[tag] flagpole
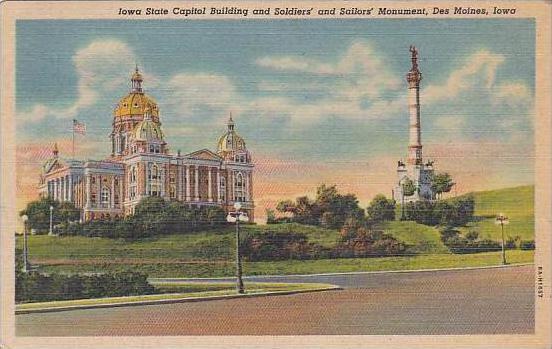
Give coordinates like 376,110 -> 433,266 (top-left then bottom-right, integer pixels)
72,119 -> 75,159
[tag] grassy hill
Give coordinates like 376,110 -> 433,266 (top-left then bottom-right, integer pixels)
459,185 -> 534,241
17,185 -> 534,277
379,221 -> 448,254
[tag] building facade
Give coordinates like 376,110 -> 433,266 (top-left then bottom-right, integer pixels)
393,46 -> 436,203
38,68 -> 255,221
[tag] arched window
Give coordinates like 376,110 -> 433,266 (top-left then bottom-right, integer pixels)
234,172 -> 245,202
220,176 -> 226,202
101,187 -> 110,207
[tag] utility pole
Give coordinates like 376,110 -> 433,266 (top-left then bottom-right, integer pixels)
495,213 -> 509,265
227,202 -> 249,294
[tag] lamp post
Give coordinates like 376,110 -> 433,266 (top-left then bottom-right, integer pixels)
227,202 -> 249,294
495,213 -> 509,265
21,215 -> 30,273
49,205 -> 54,236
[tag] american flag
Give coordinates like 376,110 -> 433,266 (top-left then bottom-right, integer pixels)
73,119 -> 86,135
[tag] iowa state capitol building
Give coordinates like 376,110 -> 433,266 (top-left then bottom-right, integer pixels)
38,68 -> 255,221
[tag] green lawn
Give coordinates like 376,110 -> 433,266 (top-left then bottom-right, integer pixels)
37,250 -> 534,278
17,223 -> 341,262
459,185 -> 534,241
16,282 -> 336,310
17,186 -> 534,278
379,221 -> 448,254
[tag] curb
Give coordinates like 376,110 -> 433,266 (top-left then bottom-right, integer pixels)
15,285 -> 341,315
150,262 -> 534,283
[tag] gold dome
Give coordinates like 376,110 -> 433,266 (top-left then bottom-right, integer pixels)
217,116 -> 247,153
114,67 -> 159,120
114,93 -> 159,119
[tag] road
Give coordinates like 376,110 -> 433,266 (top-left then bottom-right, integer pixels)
16,265 -> 534,336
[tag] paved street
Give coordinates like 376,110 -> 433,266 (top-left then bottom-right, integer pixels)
16,265 -> 534,336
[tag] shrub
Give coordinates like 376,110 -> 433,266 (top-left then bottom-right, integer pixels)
404,196 -> 475,227
439,227 -> 501,254
16,270 -> 155,303
505,236 -> 517,249
520,240 -> 535,250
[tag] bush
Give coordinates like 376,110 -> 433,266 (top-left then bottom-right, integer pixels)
57,198 -> 228,239
404,196 -> 475,227
439,227 -> 501,254
520,240 -> 535,250
16,270 -> 155,303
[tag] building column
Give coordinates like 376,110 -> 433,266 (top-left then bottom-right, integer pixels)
98,175 -> 102,207
185,165 -> 190,201
85,174 -> 91,208
68,175 -> 73,202
216,170 -> 221,203
249,172 -> 253,203
119,176 -> 124,209
208,167 -> 213,202
229,171 -> 234,202
53,178 -> 58,201
178,165 -> 183,201
194,166 -> 199,201
244,172 -> 249,201
111,176 -> 115,208
64,175 -> 68,201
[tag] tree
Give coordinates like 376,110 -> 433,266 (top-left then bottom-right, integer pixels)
19,197 -> 79,234
366,194 -> 396,223
402,178 -> 416,197
276,200 -> 296,214
431,172 -> 455,199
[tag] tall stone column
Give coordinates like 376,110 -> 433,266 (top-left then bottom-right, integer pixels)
68,175 -> 73,202
406,45 -> 423,166
216,170 -> 221,203
185,165 -> 190,201
85,174 -> 91,208
194,166 -> 199,201
207,167 -> 213,202
178,165 -> 183,201
111,176 -> 115,208
119,176 -> 124,209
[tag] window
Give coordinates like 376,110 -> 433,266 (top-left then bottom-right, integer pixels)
101,187 -> 110,207
129,166 -> 137,183
170,185 -> 176,199
234,172 -> 245,202
149,145 -> 154,153
220,177 -> 226,201
147,163 -> 162,197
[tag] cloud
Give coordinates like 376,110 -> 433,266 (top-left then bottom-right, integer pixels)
18,39 -> 145,122
423,50 -> 505,104
252,41 -> 403,124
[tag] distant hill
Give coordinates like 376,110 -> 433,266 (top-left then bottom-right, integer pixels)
459,185 -> 534,241
381,185 -> 534,253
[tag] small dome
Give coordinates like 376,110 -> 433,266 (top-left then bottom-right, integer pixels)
132,117 -> 164,142
217,116 -> 246,154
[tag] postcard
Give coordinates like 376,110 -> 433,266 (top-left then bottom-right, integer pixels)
1,1 -> 551,348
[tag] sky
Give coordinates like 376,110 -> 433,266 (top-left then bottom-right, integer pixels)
15,19 -> 535,220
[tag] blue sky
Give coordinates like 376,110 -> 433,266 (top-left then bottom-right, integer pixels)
16,19 -> 535,208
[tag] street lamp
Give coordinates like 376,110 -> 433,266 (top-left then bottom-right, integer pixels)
21,215 -> 30,273
495,213 -> 509,265
227,202 -> 249,294
49,205 -> 54,236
